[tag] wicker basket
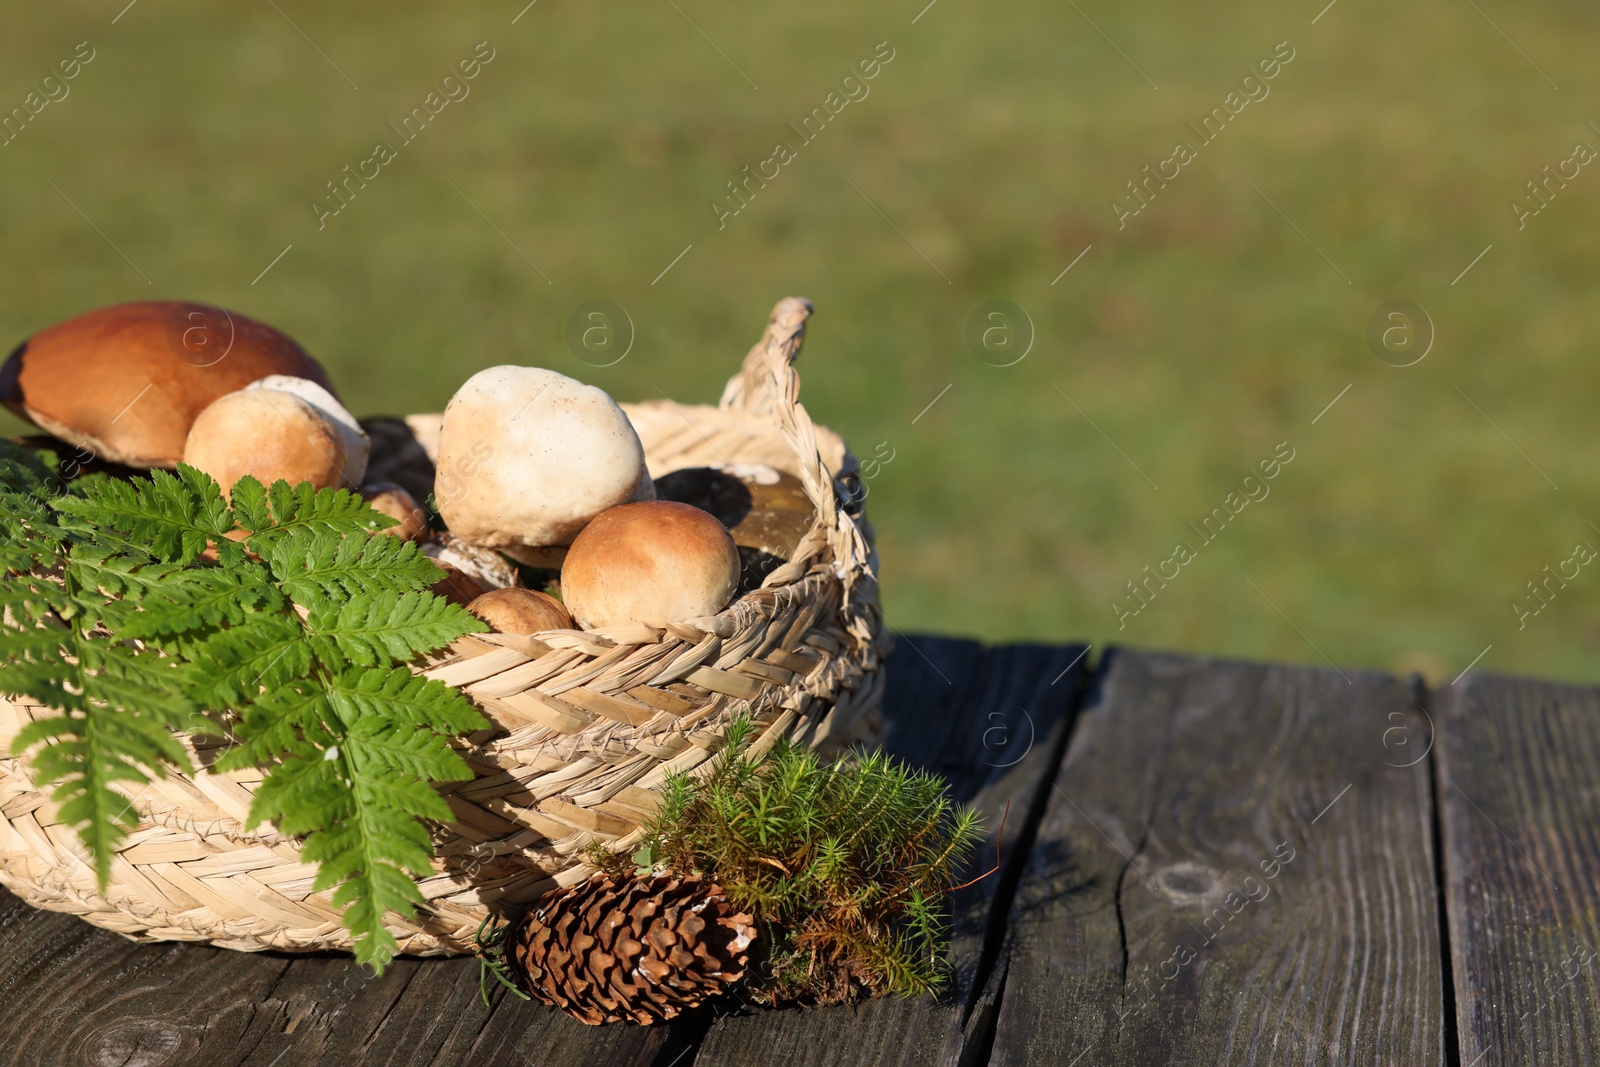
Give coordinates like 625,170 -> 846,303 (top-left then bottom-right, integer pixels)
0,297 -> 888,956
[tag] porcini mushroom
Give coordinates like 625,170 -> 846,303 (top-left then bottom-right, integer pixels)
433,366 -> 653,560
249,375 -> 369,487
0,301 -> 338,468
466,588 -> 572,634
560,501 -> 740,629
361,482 -> 430,541
182,387 -> 350,498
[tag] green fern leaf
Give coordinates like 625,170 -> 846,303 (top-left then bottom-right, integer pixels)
0,447 -> 70,574
2,462 -> 488,969
226,475 -> 272,534
264,528 -> 440,608
248,479 -> 391,548
323,667 -> 487,737
0,575 -> 69,630
7,642 -> 195,887
189,611 -> 315,708
307,591 -> 484,668
213,681 -> 335,772
57,467 -> 239,566
119,566 -> 285,638
241,714 -> 456,969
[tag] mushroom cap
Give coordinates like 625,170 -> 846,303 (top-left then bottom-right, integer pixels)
466,588 -> 573,634
182,388 -> 349,498
654,464 -> 815,559
429,562 -> 489,607
434,366 -> 652,551
361,482 -> 430,541
561,501 -> 740,629
0,301 -> 337,468
249,375 -> 368,487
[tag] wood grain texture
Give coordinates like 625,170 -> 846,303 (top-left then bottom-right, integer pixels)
1438,673 -> 1600,1065
0,635 -> 1077,1067
0,888 -> 673,1067
691,638 -> 1091,1067
990,650 -> 1445,1067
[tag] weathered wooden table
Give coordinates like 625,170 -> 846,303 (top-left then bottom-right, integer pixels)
2,639 -> 1595,1066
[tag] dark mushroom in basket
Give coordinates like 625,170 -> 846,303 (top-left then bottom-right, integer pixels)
653,464 -> 816,591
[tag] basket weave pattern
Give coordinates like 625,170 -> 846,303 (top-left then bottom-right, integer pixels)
0,298 -> 887,956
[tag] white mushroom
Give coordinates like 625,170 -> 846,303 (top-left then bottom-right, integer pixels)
434,366 -> 653,558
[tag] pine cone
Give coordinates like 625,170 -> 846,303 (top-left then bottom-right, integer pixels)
510,874 -> 757,1025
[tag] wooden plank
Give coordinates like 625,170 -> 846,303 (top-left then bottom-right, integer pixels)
692,638 -> 1091,1067
1438,673 -> 1600,1065
0,888 -> 673,1067
990,650 -> 1445,1066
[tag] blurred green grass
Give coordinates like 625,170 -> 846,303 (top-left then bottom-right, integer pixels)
3,0 -> 1598,683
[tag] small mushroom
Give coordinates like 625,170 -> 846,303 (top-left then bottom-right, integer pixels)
429,562 -> 488,607
561,501 -> 740,629
0,301 -> 338,468
466,588 -> 573,634
182,387 -> 350,498
433,366 -> 653,559
361,482 -> 430,541
250,375 -> 369,487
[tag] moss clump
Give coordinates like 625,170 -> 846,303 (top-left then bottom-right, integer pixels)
591,714 -> 983,1005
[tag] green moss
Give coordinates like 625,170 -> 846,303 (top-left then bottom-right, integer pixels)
591,713 -> 982,1004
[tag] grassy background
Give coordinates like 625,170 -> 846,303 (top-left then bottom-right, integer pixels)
2,0 -> 1597,683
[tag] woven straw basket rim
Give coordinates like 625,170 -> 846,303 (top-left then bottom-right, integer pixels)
0,297 -> 888,957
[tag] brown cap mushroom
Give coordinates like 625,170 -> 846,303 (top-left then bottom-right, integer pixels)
429,562 -> 488,607
434,366 -> 653,557
560,501 -> 740,629
0,302 -> 338,468
361,482 -> 430,541
466,588 -> 573,634
249,375 -> 368,485
183,386 -> 349,498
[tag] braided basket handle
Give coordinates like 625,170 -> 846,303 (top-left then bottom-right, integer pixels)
718,298 -> 873,595
718,296 -> 813,416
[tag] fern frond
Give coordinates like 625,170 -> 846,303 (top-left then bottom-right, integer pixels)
118,566 -> 285,638
243,479 -> 391,550
8,641 -> 195,887
265,528 -> 442,607
307,592 -> 485,668
0,575 -> 69,631
322,667 -> 487,736
246,723 -> 452,969
1,461 -> 495,970
56,467 -> 239,566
